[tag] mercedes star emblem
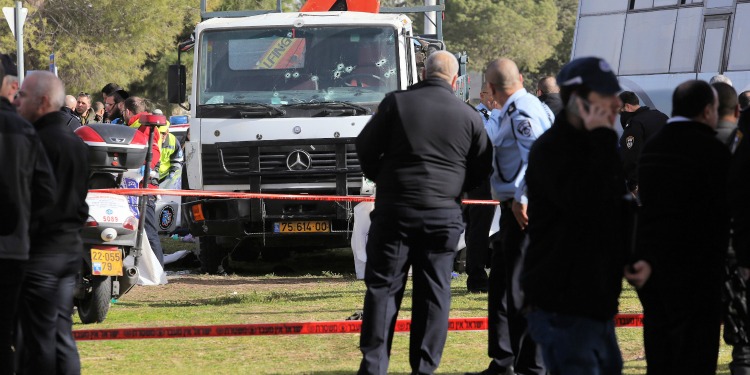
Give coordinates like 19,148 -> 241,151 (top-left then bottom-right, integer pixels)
286,150 -> 312,171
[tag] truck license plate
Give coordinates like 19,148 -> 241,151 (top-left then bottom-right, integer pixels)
91,247 -> 123,276
274,221 -> 330,233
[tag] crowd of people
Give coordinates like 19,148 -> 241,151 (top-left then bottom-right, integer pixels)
0,52 -> 184,373
356,52 -> 750,375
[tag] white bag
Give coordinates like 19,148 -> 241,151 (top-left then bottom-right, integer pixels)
351,202 -> 374,279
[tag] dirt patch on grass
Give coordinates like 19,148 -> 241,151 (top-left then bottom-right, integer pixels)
124,273 -> 359,302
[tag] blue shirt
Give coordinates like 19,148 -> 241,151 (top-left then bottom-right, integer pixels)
485,88 -> 553,203
475,103 -> 492,126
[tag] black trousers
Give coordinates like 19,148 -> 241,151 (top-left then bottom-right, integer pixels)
358,205 -> 464,375
639,266 -> 722,375
18,252 -> 80,375
0,259 -> 25,375
463,180 -> 494,291
145,195 -> 164,266
486,201 -> 545,375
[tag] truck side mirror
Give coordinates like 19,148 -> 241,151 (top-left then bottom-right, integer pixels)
168,64 -> 186,104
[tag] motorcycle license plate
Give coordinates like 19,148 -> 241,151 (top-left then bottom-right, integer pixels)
91,247 -> 123,276
273,221 -> 330,233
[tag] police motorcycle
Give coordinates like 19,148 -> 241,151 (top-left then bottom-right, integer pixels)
73,116 -> 165,323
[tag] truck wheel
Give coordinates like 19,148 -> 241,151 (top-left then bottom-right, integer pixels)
76,276 -> 112,324
261,249 -> 291,262
199,236 -> 230,274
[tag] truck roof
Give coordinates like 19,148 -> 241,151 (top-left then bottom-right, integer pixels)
196,11 -> 411,32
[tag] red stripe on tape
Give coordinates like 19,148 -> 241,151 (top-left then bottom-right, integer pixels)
73,315 -> 641,341
89,188 -> 501,205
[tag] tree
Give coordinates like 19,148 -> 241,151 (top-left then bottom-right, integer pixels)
443,0 -> 562,74
526,0 -> 579,90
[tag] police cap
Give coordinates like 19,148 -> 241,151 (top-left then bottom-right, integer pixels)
557,57 -> 620,95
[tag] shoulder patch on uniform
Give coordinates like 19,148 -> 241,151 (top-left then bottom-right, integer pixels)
517,119 -> 532,137
508,102 -> 517,114
626,136 -> 635,149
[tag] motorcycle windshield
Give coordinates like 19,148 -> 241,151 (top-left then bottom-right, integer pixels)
197,25 -> 399,110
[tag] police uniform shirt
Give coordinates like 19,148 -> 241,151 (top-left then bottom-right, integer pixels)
476,103 -> 492,126
486,88 -> 553,203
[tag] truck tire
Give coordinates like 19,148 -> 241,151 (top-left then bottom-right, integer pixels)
76,276 -> 112,324
199,236 -> 230,274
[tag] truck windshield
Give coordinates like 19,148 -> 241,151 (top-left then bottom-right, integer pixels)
198,26 -> 398,106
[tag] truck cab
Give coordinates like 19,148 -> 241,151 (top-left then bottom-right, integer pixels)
169,0 -> 465,273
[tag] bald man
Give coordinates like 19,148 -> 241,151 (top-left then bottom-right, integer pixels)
14,71 -> 89,374
356,50 -> 492,374
467,58 -> 552,375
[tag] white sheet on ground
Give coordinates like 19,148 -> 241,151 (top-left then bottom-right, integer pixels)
132,228 -> 167,285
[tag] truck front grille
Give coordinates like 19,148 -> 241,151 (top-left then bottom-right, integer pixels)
201,139 -> 362,192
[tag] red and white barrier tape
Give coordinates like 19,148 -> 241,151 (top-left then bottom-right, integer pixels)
90,188 -> 500,205
73,314 -> 643,341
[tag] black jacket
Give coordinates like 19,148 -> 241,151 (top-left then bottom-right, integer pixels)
522,110 -> 629,321
356,78 -> 492,209
637,120 -> 730,274
60,107 -> 82,131
538,92 -> 562,116
0,96 -> 15,112
619,106 -> 668,191
732,110 -> 750,267
29,111 -> 90,255
0,111 -> 56,260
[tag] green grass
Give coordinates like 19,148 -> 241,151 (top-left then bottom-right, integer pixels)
75,243 -> 733,374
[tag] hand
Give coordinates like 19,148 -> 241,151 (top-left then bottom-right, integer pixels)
578,98 -> 615,131
739,267 -> 750,281
512,200 -> 528,230
624,260 -> 652,289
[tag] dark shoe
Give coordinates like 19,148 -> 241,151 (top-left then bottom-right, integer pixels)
464,366 -> 513,375
467,286 -> 488,294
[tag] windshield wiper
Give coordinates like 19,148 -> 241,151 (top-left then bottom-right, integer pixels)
283,101 -> 371,116
208,102 -> 286,118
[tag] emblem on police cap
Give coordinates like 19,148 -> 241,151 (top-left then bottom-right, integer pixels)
517,120 -> 532,137
599,60 -> 612,72
626,136 -> 635,149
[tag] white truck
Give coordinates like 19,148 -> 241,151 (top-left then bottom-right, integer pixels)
571,0 -> 750,116
168,0 -> 468,273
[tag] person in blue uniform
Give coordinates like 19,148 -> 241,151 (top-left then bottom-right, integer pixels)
355,50 -> 492,375
463,81 -> 497,293
467,58 -> 552,375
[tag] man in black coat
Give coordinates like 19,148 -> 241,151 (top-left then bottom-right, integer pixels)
356,50 -> 492,375
14,71 -> 89,374
0,64 -> 56,375
521,57 -> 650,374
536,76 -> 562,116
636,80 -> 730,374
617,91 -> 668,194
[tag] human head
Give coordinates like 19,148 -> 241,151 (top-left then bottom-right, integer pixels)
618,91 -> 641,113
122,96 -> 146,123
101,82 -> 122,102
75,92 -> 92,115
556,57 -> 622,126
105,89 -> 128,121
709,74 -> 732,86
64,95 -> 77,111
672,80 -> 718,128
94,101 -> 104,113
536,76 -> 559,97
711,81 -> 739,122
423,50 -> 459,89
0,76 -> 18,102
14,71 -> 66,123
485,58 -> 524,106
739,90 -> 750,111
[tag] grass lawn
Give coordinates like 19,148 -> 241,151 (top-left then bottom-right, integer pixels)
73,240 -> 734,374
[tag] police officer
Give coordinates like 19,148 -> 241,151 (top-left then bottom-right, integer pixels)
462,82 -> 497,293
467,58 -> 552,375
617,91 -> 668,194
356,50 -> 492,375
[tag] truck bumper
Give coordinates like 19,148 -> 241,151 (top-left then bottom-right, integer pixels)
182,197 -> 355,248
